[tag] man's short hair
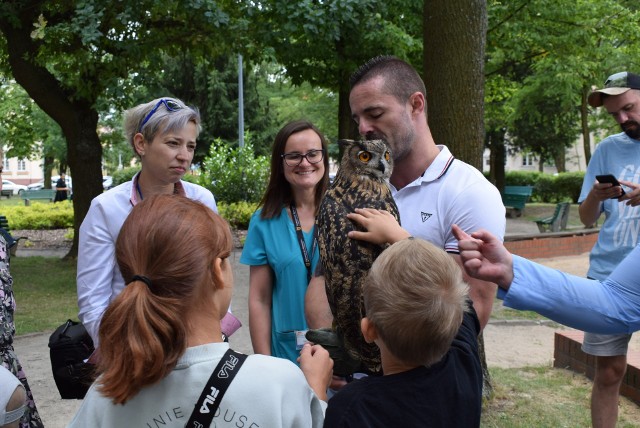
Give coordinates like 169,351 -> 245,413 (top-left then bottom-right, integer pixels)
363,238 -> 469,367
350,55 -> 427,105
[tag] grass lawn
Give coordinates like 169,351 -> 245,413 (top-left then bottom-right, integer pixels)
10,256 -> 78,335
482,366 -> 640,427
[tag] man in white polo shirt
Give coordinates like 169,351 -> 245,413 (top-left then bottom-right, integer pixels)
306,56 -> 504,338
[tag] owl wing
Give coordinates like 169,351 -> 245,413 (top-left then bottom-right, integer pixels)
317,185 -> 398,374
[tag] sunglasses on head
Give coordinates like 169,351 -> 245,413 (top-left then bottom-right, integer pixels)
138,99 -> 183,133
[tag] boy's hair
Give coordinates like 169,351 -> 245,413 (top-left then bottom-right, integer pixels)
349,55 -> 427,107
363,238 -> 469,367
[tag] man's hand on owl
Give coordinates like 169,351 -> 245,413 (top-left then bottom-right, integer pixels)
347,208 -> 410,245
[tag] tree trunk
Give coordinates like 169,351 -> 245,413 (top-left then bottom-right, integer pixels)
44,156 -> 54,189
553,151 -> 566,173
423,0 -> 487,169
0,7 -> 104,258
488,130 -> 506,191
424,0 -> 492,398
338,76 -> 359,140
581,85 -> 592,165
538,153 -> 545,172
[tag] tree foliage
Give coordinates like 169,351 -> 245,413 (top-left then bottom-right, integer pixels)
0,0 -> 244,256
246,0 -> 423,139
510,80 -> 580,172
157,54 -> 275,161
485,0 -> 640,179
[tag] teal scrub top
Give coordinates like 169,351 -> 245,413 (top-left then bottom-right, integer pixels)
240,207 -> 319,363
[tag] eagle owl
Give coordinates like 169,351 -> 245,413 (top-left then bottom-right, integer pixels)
313,139 -> 399,375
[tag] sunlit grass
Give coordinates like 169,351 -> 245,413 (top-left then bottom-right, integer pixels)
10,256 -> 78,335
482,366 -> 640,427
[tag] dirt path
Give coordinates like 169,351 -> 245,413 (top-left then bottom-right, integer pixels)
12,251 -> 640,427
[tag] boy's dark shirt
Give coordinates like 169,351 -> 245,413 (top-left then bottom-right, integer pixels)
323,306 -> 482,428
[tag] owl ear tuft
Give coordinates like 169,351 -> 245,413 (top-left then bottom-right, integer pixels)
337,139 -> 355,149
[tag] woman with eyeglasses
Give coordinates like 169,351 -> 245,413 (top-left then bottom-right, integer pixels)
240,120 -> 330,364
77,97 -> 239,349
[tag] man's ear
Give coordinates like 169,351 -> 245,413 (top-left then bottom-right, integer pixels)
409,92 -> 426,116
361,317 -> 378,344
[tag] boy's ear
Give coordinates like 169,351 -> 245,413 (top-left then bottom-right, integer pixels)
361,317 -> 378,343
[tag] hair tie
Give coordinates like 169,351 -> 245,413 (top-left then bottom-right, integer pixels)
130,275 -> 153,288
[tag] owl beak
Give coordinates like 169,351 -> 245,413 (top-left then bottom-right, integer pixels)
377,162 -> 386,173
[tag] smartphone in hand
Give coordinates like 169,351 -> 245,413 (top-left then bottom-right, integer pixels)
596,174 -> 626,198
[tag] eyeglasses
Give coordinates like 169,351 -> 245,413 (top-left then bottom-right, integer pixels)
138,99 -> 183,132
281,149 -> 325,167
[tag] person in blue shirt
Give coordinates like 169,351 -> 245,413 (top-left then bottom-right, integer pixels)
577,71 -> 640,428
240,120 -> 329,364
453,225 -> 640,335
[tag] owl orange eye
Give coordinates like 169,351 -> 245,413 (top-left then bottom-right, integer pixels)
384,151 -> 390,162
358,151 -> 371,163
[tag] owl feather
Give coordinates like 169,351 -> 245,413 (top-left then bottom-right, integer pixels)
313,139 -> 400,375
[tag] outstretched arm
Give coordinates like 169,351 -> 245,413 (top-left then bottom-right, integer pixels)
452,224 -> 514,290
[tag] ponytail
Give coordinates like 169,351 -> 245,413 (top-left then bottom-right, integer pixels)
96,194 -> 232,404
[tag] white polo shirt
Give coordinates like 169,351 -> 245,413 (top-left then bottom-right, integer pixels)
391,145 -> 506,252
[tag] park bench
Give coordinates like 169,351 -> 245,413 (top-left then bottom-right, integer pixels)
0,215 -> 28,257
534,202 -> 571,233
21,189 -> 56,206
502,185 -> 534,217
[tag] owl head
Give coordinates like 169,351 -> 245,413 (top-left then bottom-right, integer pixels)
335,139 -> 394,183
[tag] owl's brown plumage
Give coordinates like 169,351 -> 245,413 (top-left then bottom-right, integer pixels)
316,139 -> 399,375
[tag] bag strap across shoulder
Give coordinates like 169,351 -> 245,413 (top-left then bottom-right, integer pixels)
185,348 -> 247,428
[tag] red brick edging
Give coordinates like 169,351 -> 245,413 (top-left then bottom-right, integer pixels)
554,331 -> 640,405
504,229 -> 599,259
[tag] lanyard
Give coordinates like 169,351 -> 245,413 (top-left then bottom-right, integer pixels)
290,203 -> 317,283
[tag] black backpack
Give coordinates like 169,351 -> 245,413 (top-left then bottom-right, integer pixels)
48,319 -> 96,399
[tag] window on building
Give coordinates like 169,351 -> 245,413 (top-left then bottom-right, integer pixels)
522,154 -> 534,166
2,158 -> 8,171
17,159 -> 26,171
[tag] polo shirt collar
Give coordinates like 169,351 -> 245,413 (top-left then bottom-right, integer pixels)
393,145 -> 454,191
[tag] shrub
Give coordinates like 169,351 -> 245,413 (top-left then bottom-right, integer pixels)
554,172 -> 585,203
3,201 -> 74,229
218,201 -> 258,229
112,166 -> 140,186
200,136 -> 269,204
505,171 -> 543,187
502,170 -> 584,203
